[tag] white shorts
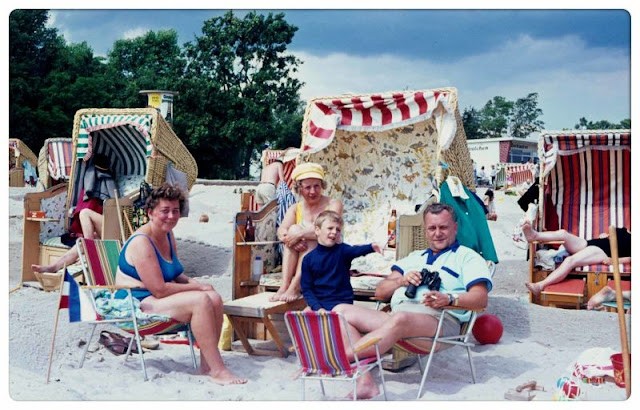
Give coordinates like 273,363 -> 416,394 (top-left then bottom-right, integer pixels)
255,182 -> 276,204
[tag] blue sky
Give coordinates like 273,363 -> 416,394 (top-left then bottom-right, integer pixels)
12,5 -> 637,130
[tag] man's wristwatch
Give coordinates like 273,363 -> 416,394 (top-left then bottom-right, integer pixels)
452,293 -> 460,307
447,293 -> 454,306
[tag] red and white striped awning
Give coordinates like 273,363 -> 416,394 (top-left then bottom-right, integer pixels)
302,89 -> 458,154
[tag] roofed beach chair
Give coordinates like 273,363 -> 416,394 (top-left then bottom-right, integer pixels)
285,310 -> 387,400
37,137 -> 73,190
528,130 -> 631,307
9,138 -> 38,187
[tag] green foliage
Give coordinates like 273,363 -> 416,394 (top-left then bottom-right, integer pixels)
179,11 -> 304,179
510,93 -> 544,138
461,107 -> 483,139
479,96 -> 513,138
574,117 -> 630,130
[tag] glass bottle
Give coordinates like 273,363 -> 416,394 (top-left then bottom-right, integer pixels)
245,216 -> 255,242
387,209 -> 397,248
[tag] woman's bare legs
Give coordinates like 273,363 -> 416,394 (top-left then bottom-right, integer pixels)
79,208 -> 103,239
32,246 -> 79,273
521,221 -> 588,254
32,209 -> 103,274
526,246 -> 608,297
270,224 -> 316,302
142,290 -> 247,385
587,286 -> 631,310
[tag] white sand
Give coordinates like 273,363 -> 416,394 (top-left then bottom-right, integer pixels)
4,183 -> 633,403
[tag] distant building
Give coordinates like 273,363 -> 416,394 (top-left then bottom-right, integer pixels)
467,135 -> 538,170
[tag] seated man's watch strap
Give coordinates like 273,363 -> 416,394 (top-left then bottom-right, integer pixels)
452,293 -> 460,307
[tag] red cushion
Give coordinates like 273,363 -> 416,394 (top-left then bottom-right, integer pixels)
607,280 -> 631,292
542,278 -> 585,295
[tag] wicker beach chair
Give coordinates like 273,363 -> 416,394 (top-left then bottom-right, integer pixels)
37,137 -> 73,190
19,108 -> 198,290
528,130 -> 631,307
9,138 -> 38,187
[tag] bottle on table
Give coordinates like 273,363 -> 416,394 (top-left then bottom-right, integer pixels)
387,209 -> 397,248
245,216 -> 255,242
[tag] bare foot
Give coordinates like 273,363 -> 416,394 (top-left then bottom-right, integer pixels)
269,288 -> 286,302
349,376 -> 380,400
521,221 -> 537,242
525,282 -> 543,298
209,368 -> 248,385
32,264 -> 57,274
587,286 -> 616,310
281,290 -> 303,302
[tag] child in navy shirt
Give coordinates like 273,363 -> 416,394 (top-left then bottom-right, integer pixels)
301,210 -> 383,311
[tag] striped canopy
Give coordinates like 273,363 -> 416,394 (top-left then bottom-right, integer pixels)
46,138 -> 73,180
539,130 -> 631,272
77,114 -> 153,177
302,89 -> 458,154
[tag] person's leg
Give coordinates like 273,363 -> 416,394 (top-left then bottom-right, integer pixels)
270,226 -> 301,301
79,209 -> 103,239
352,311 -> 441,400
280,240 -> 316,302
141,291 -> 247,385
587,286 -> 631,310
526,246 -> 608,297
32,245 -> 79,273
521,221 -> 588,254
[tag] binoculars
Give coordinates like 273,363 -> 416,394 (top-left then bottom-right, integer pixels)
404,268 -> 442,299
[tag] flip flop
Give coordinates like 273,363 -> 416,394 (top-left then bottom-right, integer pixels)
99,331 -> 139,355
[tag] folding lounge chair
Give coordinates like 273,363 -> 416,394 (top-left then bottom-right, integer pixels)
285,310 -> 387,400
74,238 -> 197,381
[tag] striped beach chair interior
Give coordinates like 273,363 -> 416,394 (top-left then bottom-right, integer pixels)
539,130 -> 631,273
285,311 -> 387,400
47,138 -> 73,181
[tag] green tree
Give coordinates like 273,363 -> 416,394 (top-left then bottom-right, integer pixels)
106,30 -> 184,108
479,96 -> 513,138
461,107 -> 483,139
510,93 -> 544,138
574,117 -> 630,130
9,9 -> 66,148
180,11 -> 304,179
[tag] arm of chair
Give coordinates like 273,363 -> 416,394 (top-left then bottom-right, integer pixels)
354,337 -> 382,354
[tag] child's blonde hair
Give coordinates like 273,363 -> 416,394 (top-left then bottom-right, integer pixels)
314,210 -> 343,228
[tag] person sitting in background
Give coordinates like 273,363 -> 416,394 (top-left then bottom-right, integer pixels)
270,162 -> 344,302
32,153 -> 113,274
483,189 -> 497,221
255,153 -> 285,208
300,210 -> 383,312
115,183 -> 246,385
523,223 -> 631,298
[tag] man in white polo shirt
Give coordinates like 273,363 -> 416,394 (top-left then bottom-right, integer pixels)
333,203 -> 493,399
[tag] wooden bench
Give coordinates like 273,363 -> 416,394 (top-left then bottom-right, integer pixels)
540,278 -> 585,309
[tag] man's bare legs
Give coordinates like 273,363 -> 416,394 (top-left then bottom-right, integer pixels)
270,224 -> 316,302
526,246 -> 608,298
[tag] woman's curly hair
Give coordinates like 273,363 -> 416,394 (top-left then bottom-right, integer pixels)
145,183 -> 186,213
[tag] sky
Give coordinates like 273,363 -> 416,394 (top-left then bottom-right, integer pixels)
30,4 -> 634,132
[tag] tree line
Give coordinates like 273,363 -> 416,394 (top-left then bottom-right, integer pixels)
9,10 -> 631,179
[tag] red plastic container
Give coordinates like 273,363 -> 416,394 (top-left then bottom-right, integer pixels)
610,353 -> 630,388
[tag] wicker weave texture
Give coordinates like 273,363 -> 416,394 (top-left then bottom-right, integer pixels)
67,108 -> 198,209
9,138 -> 38,170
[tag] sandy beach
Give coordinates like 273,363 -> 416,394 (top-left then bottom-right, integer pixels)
4,183 -> 633,404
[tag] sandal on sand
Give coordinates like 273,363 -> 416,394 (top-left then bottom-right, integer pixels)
99,331 -> 138,355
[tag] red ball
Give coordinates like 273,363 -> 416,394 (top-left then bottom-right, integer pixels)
472,314 -> 503,344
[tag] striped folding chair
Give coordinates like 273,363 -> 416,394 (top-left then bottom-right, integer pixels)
75,238 -> 197,381
284,311 -> 387,401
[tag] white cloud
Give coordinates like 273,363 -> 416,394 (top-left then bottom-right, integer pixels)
291,34 -> 630,130
123,27 -> 150,40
